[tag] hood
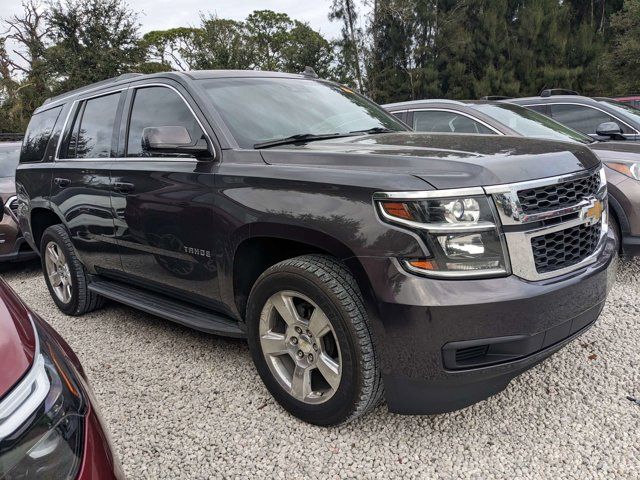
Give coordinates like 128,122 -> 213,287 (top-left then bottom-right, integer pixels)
589,140 -> 640,162
260,132 -> 600,189
0,280 -> 36,400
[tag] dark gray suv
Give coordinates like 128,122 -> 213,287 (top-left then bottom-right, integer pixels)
15,71 -> 616,425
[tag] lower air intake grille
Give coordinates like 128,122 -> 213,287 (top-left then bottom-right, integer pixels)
455,345 -> 489,364
531,223 -> 601,274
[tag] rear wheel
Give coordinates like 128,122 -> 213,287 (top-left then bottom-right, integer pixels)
246,254 -> 383,426
40,225 -> 104,315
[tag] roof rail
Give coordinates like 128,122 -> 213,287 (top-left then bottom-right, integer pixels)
480,95 -> 513,101
42,72 -> 145,105
539,88 -> 579,97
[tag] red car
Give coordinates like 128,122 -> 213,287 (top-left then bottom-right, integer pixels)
614,95 -> 640,109
0,280 -> 123,479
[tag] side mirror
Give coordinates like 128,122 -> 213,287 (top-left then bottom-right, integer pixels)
595,122 -> 624,139
141,126 -> 212,159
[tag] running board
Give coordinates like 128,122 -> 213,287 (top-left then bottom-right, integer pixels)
88,278 -> 245,338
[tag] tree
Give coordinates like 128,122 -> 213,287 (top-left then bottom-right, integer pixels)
281,21 -> 334,77
0,0 -> 50,130
329,0 -> 364,90
245,10 -> 292,70
141,27 -> 201,71
193,16 -> 253,70
604,0 -> 640,93
45,0 -> 143,94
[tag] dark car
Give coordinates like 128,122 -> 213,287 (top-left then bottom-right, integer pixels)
0,279 -> 123,479
0,142 -> 36,262
507,95 -> 640,141
384,100 -> 640,256
15,70 -> 616,426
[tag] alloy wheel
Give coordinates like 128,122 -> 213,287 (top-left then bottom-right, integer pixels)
44,241 -> 73,304
259,290 -> 342,404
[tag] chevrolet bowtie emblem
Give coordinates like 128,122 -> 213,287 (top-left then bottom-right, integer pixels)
585,200 -> 604,224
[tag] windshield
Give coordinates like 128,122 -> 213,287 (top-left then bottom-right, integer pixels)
198,77 -> 406,148
471,103 -> 594,144
599,100 -> 640,125
0,144 -> 21,177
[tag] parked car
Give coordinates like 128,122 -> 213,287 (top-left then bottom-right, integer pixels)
0,279 -> 122,479
614,95 -> 640,109
16,70 -> 616,426
384,99 -> 640,256
507,95 -> 640,141
0,141 -> 36,262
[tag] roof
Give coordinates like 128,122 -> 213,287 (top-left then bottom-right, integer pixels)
509,95 -> 601,104
383,99 -> 469,110
39,69 -> 314,111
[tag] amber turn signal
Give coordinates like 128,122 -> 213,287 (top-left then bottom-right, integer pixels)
407,259 -> 438,271
380,202 -> 414,221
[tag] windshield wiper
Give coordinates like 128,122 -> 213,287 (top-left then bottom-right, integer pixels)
254,133 -> 353,149
348,127 -> 396,135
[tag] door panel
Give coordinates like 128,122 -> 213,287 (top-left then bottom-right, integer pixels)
51,91 -> 123,274
110,84 -> 221,308
110,161 -> 220,306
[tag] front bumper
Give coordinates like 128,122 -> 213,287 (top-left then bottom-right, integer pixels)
355,230 -> 617,415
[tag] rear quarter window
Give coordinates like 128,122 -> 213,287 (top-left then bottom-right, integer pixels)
21,106 -> 63,162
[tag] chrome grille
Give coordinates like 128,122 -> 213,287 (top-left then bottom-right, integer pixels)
487,167 -> 607,281
517,171 -> 600,215
531,223 -> 601,273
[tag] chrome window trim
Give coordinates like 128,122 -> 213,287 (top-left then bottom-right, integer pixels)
0,315 -> 50,441
54,83 -> 215,162
406,108 -> 503,135
525,102 -> 640,134
123,82 -> 215,161
54,87 -> 128,161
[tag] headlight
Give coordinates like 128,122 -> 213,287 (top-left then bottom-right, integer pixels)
0,319 -> 85,479
376,193 -> 510,278
605,161 -> 640,180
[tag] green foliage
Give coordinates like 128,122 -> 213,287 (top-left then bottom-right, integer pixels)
603,0 -> 640,94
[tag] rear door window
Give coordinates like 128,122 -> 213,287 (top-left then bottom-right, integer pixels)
65,93 -> 120,159
21,106 -> 63,162
126,86 -> 204,158
413,110 -> 495,134
549,104 -> 630,134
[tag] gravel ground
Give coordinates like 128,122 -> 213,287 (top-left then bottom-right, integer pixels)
1,259 -> 639,479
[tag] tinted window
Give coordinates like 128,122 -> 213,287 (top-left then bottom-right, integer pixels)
525,104 -> 547,114
127,87 -> 204,157
472,103 -> 593,144
198,78 -> 406,149
413,110 -> 495,134
597,100 -> 640,131
0,143 -> 21,177
21,106 -> 62,162
66,93 -> 120,159
549,104 -> 625,134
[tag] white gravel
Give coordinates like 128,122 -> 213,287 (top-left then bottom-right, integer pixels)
1,259 -> 639,479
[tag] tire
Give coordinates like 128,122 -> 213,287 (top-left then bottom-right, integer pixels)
40,224 -> 105,315
246,254 -> 383,426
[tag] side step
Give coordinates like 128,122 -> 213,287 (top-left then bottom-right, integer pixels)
88,278 -> 245,338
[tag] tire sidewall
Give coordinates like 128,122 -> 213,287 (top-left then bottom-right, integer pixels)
247,269 -> 363,426
40,226 -> 82,315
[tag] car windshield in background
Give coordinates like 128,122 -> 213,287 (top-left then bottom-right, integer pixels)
0,144 -> 21,177
472,103 -> 594,144
198,77 -> 406,149
599,100 -> 640,125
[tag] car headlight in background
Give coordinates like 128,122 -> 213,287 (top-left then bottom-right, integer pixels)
376,192 -> 510,278
0,318 -> 85,480
605,161 -> 640,180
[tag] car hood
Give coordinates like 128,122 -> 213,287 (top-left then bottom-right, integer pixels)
589,140 -> 640,162
0,280 -> 36,400
259,133 -> 600,189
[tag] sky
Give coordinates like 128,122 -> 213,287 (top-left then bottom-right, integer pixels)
3,0 -> 343,38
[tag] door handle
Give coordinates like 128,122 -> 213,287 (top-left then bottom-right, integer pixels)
113,182 -> 135,194
54,177 -> 71,188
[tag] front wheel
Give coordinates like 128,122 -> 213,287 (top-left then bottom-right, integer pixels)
246,255 -> 383,426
